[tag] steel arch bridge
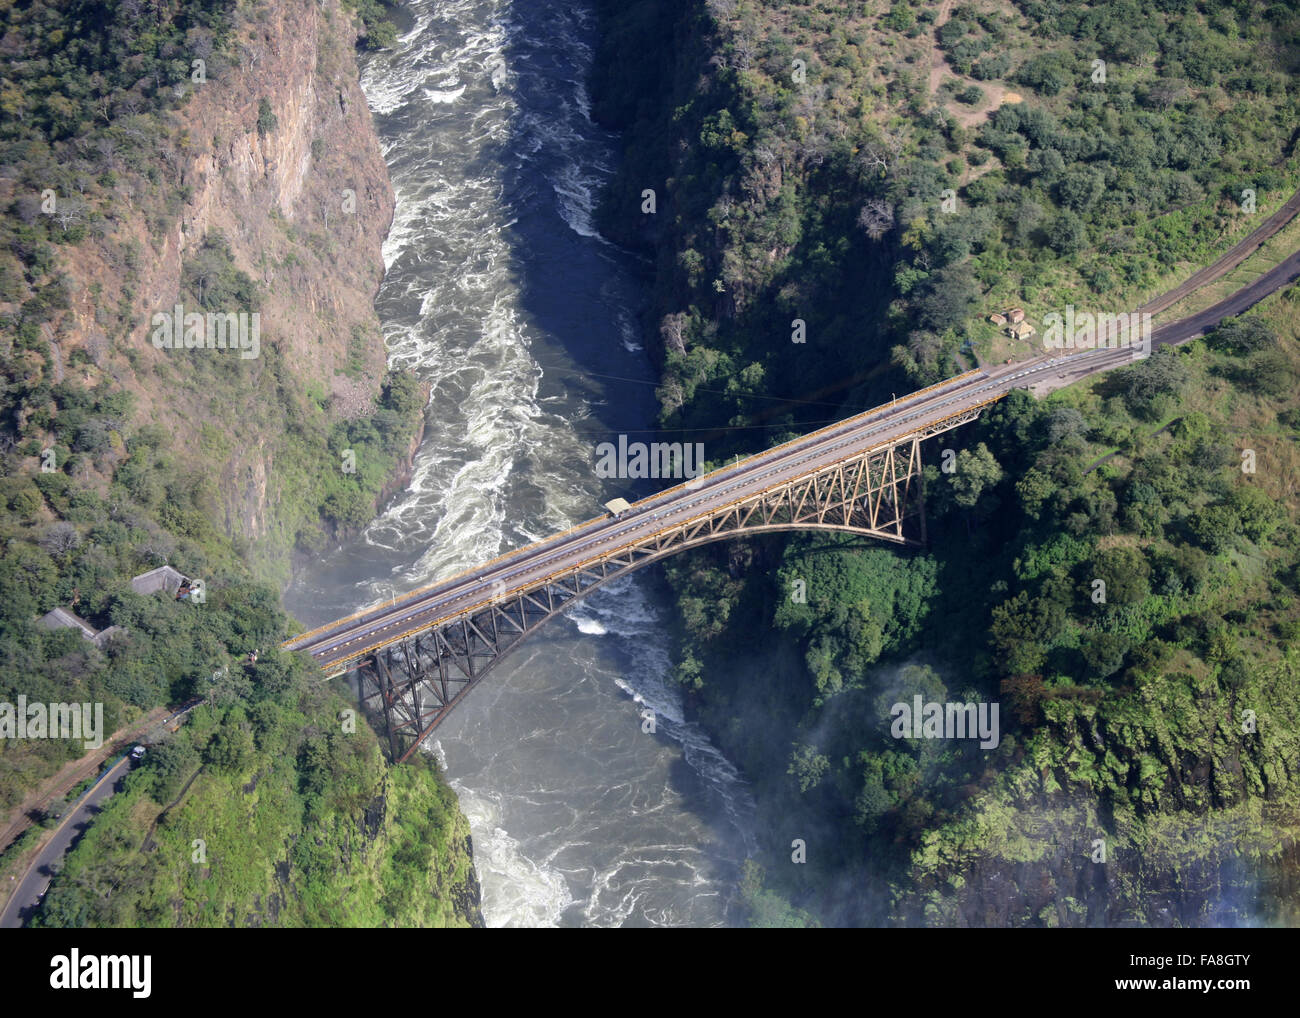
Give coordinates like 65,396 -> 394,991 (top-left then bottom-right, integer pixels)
359,436 -> 935,762
282,216 -> 1300,762
287,378 -> 1001,762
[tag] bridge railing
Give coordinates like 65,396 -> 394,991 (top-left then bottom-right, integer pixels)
283,370 -> 989,655
303,390 -> 1010,671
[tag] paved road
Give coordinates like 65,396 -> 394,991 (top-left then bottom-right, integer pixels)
0,754 -> 133,928
285,356 -> 1108,673
0,699 -> 201,928
1134,187 -> 1300,319
1151,245 -> 1300,346
1030,245 -> 1300,397
285,240 -> 1300,679
0,707 -> 168,856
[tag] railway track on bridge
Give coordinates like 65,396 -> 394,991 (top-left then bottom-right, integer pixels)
285,205 -> 1300,759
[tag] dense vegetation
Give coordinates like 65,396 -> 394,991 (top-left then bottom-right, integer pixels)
0,0 -> 477,928
594,0 -> 1300,925
0,0 -> 428,803
0,352 -> 422,806
0,349 -> 469,923
663,304 -> 1300,926
32,645 -> 479,927
597,0 -> 1299,427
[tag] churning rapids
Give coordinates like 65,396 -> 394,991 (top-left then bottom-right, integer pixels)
284,0 -> 756,926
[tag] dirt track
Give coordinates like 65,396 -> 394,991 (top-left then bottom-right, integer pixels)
0,706 -> 169,855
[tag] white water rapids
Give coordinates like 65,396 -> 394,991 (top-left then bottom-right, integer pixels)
286,0 -> 756,927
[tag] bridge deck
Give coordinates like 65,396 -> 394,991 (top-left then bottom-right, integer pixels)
283,353 -> 1110,674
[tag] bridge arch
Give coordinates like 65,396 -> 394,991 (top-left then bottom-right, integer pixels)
354,437 -> 932,762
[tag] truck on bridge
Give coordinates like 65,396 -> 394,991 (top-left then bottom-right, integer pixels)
602,497 -> 632,519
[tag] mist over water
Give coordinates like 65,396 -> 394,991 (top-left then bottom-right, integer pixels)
284,0 -> 755,926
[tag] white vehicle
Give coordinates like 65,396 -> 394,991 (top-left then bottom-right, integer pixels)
603,497 -> 632,519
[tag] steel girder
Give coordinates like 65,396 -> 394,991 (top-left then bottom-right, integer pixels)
355,415 -> 984,763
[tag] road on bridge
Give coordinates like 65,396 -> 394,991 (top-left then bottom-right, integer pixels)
285,235 -> 1300,688
284,349 -> 1128,673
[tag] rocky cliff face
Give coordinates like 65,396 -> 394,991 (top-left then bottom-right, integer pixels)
55,0 -> 395,548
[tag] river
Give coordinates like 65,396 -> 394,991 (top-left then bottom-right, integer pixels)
284,0 -> 756,927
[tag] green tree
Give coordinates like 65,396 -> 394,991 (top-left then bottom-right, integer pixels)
1124,348 -> 1191,420
948,443 -> 1004,509
204,716 -> 254,774
1207,316 -> 1275,355
256,98 -> 277,136
1016,468 -> 1055,520
739,860 -> 817,928
990,591 -> 1066,674
1089,546 -> 1150,605
1080,631 -> 1131,679
146,738 -> 199,804
915,263 -> 979,332
1229,485 -> 1282,543
1056,166 -> 1105,211
1049,210 -> 1087,255
788,743 -> 830,793
1188,503 -> 1238,553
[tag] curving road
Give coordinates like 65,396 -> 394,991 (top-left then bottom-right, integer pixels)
285,233 -> 1300,680
1152,245 -> 1300,346
0,699 -> 203,928
1031,245 -> 1300,397
285,351 -> 1126,674
0,753 -> 133,928
1134,187 -> 1300,319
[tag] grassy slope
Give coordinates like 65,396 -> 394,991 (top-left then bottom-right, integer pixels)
33,672 -> 480,928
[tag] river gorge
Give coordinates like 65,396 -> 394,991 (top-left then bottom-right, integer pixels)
285,0 -> 755,927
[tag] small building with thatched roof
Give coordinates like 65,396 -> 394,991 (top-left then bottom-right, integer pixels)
38,609 -> 122,649
130,565 -> 187,596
